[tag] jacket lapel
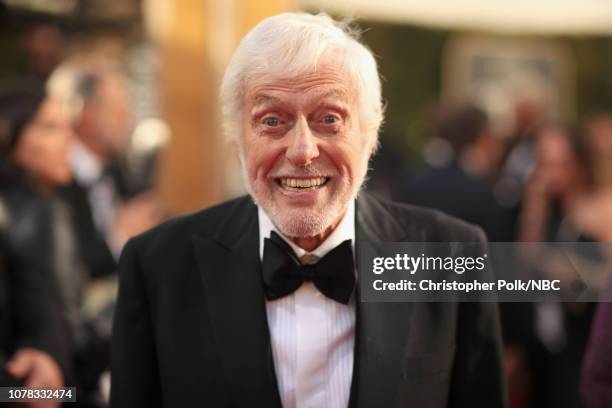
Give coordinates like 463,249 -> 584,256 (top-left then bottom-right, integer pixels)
191,197 -> 282,407
349,192 -> 417,408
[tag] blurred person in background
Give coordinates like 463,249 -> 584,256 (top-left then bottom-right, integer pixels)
518,125 -> 594,243
500,87 -> 551,196
0,83 -> 70,407
398,104 -> 533,407
56,63 -> 165,407
584,114 -> 612,188
560,115 -> 612,245
21,22 -> 65,83
570,115 -> 612,245
517,124 -> 599,408
493,86 -> 552,219
67,67 -> 163,260
398,104 -> 513,241
0,82 -> 108,407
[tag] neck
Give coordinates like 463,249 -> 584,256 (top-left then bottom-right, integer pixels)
290,211 -> 345,252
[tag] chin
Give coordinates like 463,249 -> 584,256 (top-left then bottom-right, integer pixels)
248,175 -> 359,238
274,209 -> 334,238
260,195 -> 349,238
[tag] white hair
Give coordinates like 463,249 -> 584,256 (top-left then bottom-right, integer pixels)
219,12 -> 384,146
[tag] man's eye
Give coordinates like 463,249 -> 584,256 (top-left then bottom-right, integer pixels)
263,117 -> 280,127
323,115 -> 338,125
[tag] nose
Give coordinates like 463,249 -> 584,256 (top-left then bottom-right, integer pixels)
285,116 -> 319,166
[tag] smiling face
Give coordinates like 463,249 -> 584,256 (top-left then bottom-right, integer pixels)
240,67 -> 374,238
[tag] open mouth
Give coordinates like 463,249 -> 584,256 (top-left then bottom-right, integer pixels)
275,177 -> 331,191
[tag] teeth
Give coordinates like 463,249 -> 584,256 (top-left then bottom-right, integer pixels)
280,177 -> 327,189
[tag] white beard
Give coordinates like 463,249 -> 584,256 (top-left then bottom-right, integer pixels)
252,184 -> 352,238
241,163 -> 365,239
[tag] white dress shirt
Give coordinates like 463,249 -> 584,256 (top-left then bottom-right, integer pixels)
70,141 -> 120,256
258,203 -> 356,408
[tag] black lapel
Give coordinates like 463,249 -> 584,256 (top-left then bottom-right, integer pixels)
191,197 -> 282,407
349,192 -> 417,408
59,182 -> 116,278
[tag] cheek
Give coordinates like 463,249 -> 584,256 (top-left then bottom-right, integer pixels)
242,139 -> 281,182
324,139 -> 367,180
41,135 -> 68,158
14,136 -> 42,171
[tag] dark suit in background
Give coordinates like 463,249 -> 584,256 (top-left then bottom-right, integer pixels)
399,162 -> 515,242
111,192 -> 507,408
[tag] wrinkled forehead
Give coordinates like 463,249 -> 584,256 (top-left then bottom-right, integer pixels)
244,66 -> 358,110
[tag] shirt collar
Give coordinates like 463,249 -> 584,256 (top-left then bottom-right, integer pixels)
258,200 -> 355,261
70,140 -> 104,186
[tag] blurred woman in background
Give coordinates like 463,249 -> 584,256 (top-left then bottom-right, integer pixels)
0,83 -> 78,331
0,83 -> 72,406
0,84 -> 72,186
0,83 -> 107,407
518,125 -> 594,243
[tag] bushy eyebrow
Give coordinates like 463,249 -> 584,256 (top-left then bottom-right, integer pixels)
252,95 -> 281,109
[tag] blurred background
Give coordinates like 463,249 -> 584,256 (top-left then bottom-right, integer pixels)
1,0 -> 612,407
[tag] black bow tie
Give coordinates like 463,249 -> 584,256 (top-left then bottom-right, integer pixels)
262,231 -> 355,304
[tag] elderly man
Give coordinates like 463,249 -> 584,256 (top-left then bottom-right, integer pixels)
111,12 -> 507,408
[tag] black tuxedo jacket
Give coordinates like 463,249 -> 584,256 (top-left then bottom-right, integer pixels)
111,193 -> 507,407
